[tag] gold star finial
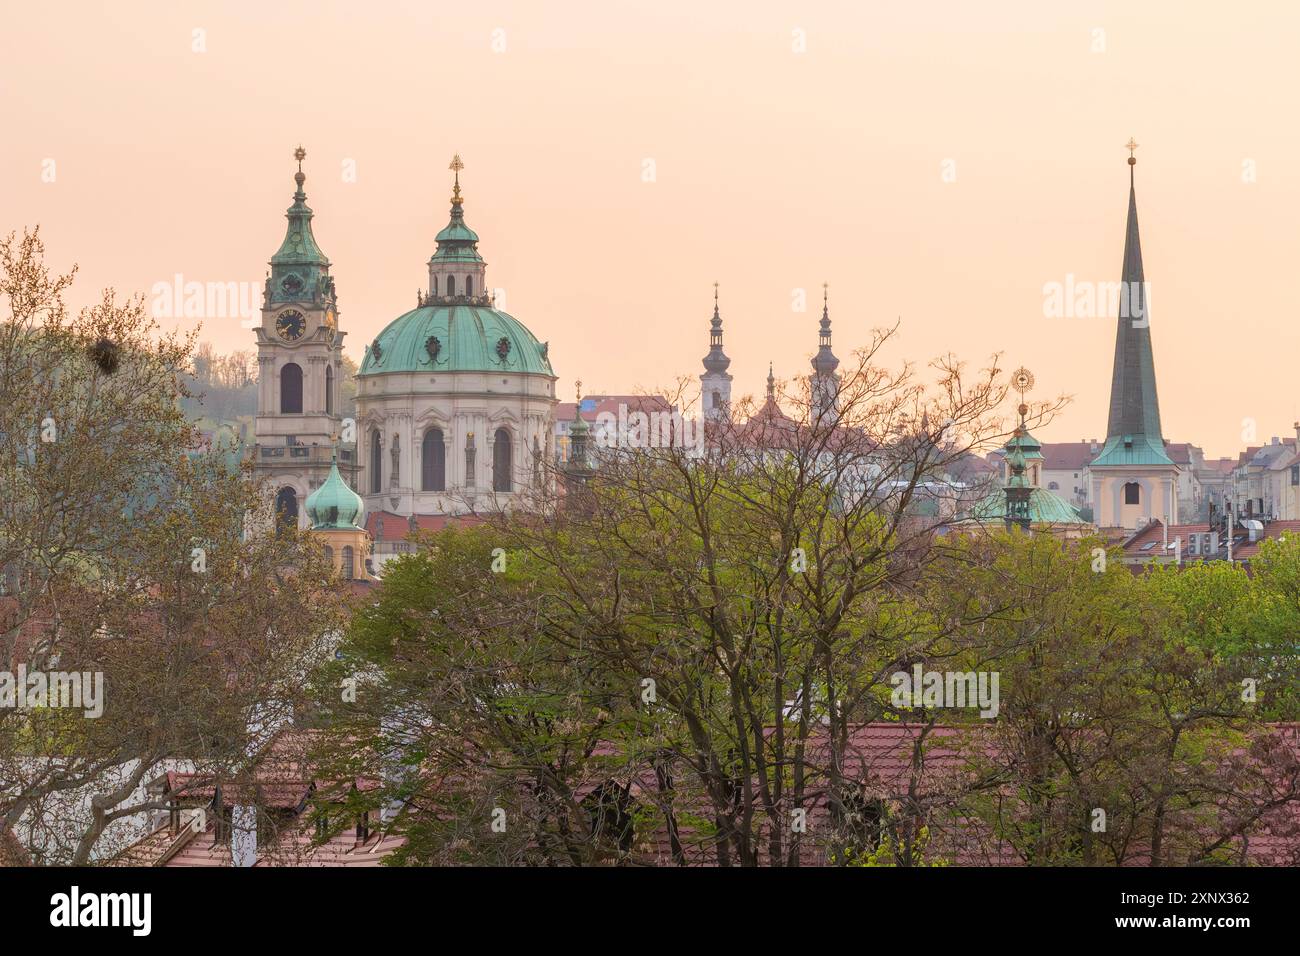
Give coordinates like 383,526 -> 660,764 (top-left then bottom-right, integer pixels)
449,153 -> 464,203
294,145 -> 306,169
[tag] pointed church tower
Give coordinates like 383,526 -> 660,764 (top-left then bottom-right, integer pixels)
810,283 -> 840,423
1089,141 -> 1179,530
253,147 -> 348,529
700,282 -> 732,422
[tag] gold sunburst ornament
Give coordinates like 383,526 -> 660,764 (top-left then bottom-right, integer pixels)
1010,367 -> 1034,422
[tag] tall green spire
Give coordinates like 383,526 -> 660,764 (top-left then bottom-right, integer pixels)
1092,141 -> 1172,467
267,146 -> 333,307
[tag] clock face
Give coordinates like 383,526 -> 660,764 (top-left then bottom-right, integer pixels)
276,309 -> 306,341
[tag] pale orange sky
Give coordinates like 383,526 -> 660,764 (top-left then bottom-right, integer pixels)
3,1 -> 1299,457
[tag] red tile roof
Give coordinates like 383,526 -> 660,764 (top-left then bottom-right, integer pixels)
364,511 -> 482,541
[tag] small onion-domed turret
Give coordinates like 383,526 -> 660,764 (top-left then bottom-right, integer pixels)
306,454 -> 365,530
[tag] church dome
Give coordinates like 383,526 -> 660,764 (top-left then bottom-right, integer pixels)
358,304 -> 554,377
306,456 -> 364,530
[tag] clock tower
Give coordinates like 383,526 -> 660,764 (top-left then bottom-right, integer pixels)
252,147 -> 350,528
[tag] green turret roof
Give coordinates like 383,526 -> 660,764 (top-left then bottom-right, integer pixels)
1092,155 -> 1172,468
429,159 -> 484,265
306,455 -> 364,530
267,148 -> 335,308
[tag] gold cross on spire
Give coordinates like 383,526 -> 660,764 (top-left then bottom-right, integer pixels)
449,153 -> 464,203
575,378 -> 583,402
1126,138 -> 1139,167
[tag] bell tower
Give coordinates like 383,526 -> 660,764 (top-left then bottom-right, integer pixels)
252,147 -> 349,528
700,282 -> 733,422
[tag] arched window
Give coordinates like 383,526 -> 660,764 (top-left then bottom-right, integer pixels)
446,275 -> 456,297
465,276 -> 473,297
493,428 -> 512,493
341,546 -> 354,580
275,486 -> 298,532
1048,481 -> 1060,491
711,390 -> 721,409
1124,482 -> 1141,505
325,365 -> 334,415
323,544 -> 334,567
370,430 -> 382,493
430,275 -> 437,296
280,363 -> 303,414
422,427 -> 446,491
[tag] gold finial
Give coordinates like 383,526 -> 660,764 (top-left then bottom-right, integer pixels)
713,281 -> 719,305
294,145 -> 306,170
449,153 -> 464,203
1126,138 -> 1138,166
575,378 -> 583,402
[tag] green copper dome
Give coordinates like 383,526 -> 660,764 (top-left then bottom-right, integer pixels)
358,305 -> 554,377
967,487 -> 1086,525
306,456 -> 364,530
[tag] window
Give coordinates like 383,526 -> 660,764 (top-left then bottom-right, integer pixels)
280,363 -> 303,414
446,275 -> 456,297
422,427 -> 446,491
430,275 -> 437,296
465,276 -> 473,297
712,390 -> 721,409
341,546 -> 354,580
370,431 -> 382,493
1048,481 -> 1059,491
493,428 -> 512,492
325,365 -> 334,415
1124,482 -> 1140,505
1292,465 -> 1299,487
275,486 -> 298,532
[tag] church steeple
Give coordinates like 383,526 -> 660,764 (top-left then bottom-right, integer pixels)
700,282 -> 733,422
1092,140 -> 1172,467
267,146 -> 333,308
810,283 -> 840,422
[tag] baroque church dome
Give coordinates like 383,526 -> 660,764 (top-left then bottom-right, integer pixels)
357,155 -> 551,380
358,304 -> 552,376
351,155 -> 557,546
